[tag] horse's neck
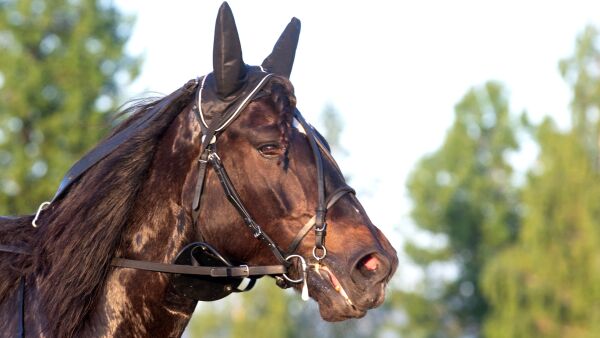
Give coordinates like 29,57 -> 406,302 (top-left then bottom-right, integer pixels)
81,109 -> 201,336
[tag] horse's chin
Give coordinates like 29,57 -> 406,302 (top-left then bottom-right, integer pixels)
305,265 -> 383,322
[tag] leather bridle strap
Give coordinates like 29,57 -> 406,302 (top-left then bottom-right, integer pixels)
293,109 -> 328,258
286,186 -> 355,256
111,258 -> 285,277
206,147 -> 289,266
191,73 -> 274,225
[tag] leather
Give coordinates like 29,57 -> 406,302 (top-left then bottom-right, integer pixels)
51,80 -> 198,203
286,186 -> 355,255
199,3 -> 300,128
113,242 -> 285,301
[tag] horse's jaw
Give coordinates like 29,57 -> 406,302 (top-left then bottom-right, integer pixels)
301,262 -> 388,321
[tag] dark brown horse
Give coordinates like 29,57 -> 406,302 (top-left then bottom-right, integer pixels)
0,3 -> 397,337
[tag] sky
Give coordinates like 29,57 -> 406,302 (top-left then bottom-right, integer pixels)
115,0 -> 600,286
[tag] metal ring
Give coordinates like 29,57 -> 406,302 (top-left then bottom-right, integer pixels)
312,246 -> 327,261
282,254 -> 306,284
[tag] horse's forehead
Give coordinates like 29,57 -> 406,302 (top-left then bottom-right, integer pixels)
237,100 -> 279,128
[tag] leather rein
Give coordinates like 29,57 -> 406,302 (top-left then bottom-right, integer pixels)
0,73 -> 354,294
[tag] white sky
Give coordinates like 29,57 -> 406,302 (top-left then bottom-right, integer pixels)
115,1 -> 600,286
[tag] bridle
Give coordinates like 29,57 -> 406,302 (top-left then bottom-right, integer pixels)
172,71 -> 355,294
0,73 -> 354,304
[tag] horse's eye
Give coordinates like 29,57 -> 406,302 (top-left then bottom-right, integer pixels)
258,143 -> 284,158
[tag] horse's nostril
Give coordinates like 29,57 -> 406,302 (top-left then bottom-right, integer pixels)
360,254 -> 380,271
353,252 -> 391,284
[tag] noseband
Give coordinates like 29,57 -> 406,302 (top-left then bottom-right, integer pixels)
0,73 -> 354,303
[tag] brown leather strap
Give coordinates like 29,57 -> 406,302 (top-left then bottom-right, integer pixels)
111,258 -> 286,277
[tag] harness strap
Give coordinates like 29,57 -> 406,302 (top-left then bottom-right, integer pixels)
191,73 -> 273,226
207,149 -> 289,266
111,258 -> 286,277
191,148 -> 210,222
293,109 -> 328,256
52,80 -> 199,204
286,186 -> 355,255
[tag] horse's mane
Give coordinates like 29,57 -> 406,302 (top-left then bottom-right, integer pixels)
0,76 -> 296,337
0,80 -> 196,337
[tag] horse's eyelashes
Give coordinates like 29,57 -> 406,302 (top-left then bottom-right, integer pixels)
258,143 -> 284,158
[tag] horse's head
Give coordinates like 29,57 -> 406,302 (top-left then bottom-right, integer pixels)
186,3 -> 398,321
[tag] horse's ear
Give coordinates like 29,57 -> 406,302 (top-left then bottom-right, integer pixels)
213,2 -> 246,98
262,18 -> 301,78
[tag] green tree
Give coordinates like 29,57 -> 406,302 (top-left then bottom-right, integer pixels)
482,25 -> 600,338
0,0 -> 139,215
399,82 -> 521,337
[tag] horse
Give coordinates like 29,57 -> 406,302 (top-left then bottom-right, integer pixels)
0,3 -> 398,337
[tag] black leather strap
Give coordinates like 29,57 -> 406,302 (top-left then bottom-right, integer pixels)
286,186 -> 355,255
207,149 -> 290,266
111,258 -> 286,277
293,109 -> 327,251
52,80 -> 199,203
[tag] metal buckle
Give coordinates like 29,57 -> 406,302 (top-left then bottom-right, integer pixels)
239,265 -> 249,278
208,151 -> 221,162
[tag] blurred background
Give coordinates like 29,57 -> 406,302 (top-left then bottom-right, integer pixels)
1,0 -> 600,337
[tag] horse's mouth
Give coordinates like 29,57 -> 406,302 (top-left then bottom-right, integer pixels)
307,263 -> 368,321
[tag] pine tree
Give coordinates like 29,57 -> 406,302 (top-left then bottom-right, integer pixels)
0,0 -> 139,215
400,82 -> 521,337
482,25 -> 600,338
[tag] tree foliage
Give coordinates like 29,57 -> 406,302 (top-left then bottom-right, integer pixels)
482,25 -> 600,338
402,81 -> 521,337
0,0 -> 139,215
